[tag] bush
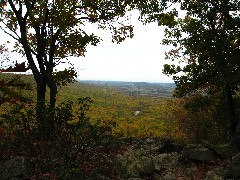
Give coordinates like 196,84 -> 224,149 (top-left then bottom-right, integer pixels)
1,97 -> 120,179
163,96 -> 231,143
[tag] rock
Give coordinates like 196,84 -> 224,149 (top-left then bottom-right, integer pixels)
1,156 -> 32,180
203,141 -> 238,159
155,138 -> 183,154
146,138 -> 155,144
134,111 -> 141,116
163,172 -> 176,180
205,171 -> 223,180
225,152 -> 240,178
152,173 -> 161,180
182,144 -> 217,161
204,167 -> 225,180
153,153 -> 179,171
184,166 -> 197,179
115,149 -> 155,178
115,139 -> 235,179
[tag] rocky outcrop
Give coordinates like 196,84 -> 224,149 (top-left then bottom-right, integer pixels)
115,149 -> 155,178
202,141 -> 239,159
1,156 -> 32,180
204,167 -> 225,180
115,138 -> 235,179
1,138 -> 238,179
153,152 -> 180,171
182,144 -> 217,162
225,152 -> 240,179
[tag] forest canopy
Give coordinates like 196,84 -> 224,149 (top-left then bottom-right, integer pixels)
160,0 -> 240,138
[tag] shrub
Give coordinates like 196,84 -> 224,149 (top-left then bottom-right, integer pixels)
163,96 -> 231,143
1,97 -> 120,178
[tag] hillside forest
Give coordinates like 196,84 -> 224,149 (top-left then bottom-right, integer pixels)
0,0 -> 240,179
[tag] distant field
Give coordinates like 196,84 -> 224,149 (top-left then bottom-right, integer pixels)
80,80 -> 175,98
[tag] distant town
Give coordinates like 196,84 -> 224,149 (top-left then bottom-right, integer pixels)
79,80 -> 176,98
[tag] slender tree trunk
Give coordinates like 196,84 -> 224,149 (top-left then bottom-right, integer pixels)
35,78 -> 48,139
224,87 -> 239,139
226,89 -> 240,150
36,80 -> 47,103
47,77 -> 57,132
48,79 -> 57,109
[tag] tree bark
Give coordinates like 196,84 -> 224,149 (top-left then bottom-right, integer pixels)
47,77 -> 57,132
36,79 -> 47,103
224,87 -> 238,138
49,81 -> 57,108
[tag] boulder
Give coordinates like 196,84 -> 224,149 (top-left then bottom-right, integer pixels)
152,173 -> 161,180
225,152 -> 240,178
156,138 -> 183,153
204,167 -> 225,180
153,152 -> 179,171
1,156 -> 32,180
203,141 -> 238,159
162,172 -> 176,180
115,149 -> 155,178
182,144 -> 217,162
184,166 -> 197,179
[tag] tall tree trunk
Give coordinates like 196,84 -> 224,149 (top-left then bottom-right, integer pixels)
48,79 -> 57,109
35,79 -> 49,139
36,79 -> 47,103
47,77 -> 57,132
225,88 -> 240,150
224,87 -> 238,139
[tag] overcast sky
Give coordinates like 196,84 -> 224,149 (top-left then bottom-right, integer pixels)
71,10 -> 174,83
1,10 -> 174,83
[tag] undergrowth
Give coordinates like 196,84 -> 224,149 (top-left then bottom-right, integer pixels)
1,97 -> 121,179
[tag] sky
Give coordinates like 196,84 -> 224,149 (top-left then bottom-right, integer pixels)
71,10 -> 174,83
0,10 -> 175,83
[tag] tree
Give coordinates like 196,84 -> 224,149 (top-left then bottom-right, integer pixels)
0,0 -> 140,136
160,0 -> 240,139
0,0 -> 167,139
0,43 -> 32,105
0,0 -> 117,107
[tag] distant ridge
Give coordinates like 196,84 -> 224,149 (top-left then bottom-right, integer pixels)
77,80 -> 175,98
77,79 -> 175,86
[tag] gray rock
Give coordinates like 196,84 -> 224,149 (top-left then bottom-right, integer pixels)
163,172 -> 176,180
115,149 -> 155,178
146,138 -> 155,144
184,166 -> 197,179
153,153 -> 179,171
156,138 -> 179,153
225,152 -> 240,178
204,167 -> 224,180
182,144 -> 217,161
152,173 -> 162,180
1,156 -> 32,180
203,141 -> 238,159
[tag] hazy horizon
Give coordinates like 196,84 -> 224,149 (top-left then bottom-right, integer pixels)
77,78 -> 175,84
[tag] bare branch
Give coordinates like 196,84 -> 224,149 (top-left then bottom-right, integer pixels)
0,25 -> 20,41
49,29 -> 61,67
8,0 -> 18,16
